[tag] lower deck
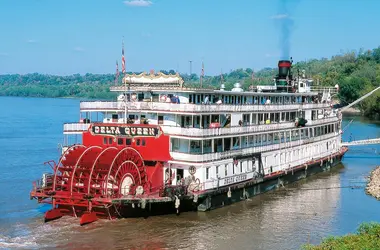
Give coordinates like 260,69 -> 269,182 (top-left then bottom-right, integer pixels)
31,146 -> 347,224
165,134 -> 342,191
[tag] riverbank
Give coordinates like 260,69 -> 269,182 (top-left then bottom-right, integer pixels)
302,222 -> 380,250
366,166 -> 380,200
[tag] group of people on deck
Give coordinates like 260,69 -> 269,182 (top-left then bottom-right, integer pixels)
165,94 -> 180,104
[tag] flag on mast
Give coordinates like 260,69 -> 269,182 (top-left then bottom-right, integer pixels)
200,61 -> 204,88
121,39 -> 126,74
115,60 -> 119,84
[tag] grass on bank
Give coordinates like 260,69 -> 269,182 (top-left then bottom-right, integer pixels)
302,222 -> 380,250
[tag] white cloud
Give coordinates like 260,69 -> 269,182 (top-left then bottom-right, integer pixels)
265,53 -> 279,58
270,14 -> 289,19
27,39 -> 37,43
141,32 -> 152,37
74,47 -> 84,52
124,0 -> 152,7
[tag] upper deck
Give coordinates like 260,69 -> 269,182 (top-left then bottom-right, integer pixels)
80,99 -> 330,114
69,67 -> 340,139
80,70 -> 335,114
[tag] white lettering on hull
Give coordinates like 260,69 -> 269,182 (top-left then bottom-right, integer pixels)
92,125 -> 159,137
224,174 -> 248,185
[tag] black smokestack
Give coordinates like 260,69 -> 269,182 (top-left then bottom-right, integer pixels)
278,60 -> 291,78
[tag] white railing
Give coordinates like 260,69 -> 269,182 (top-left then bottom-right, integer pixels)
80,101 -> 120,110
80,101 -> 330,113
307,117 -> 338,126
60,117 -> 338,137
310,87 -> 338,94
170,133 -> 337,162
63,123 -> 91,134
161,117 -> 338,137
162,122 -> 295,137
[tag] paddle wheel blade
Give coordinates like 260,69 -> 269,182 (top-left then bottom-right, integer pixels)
80,211 -> 98,226
44,208 -> 62,222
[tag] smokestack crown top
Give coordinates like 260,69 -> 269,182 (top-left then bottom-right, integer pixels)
278,60 -> 292,68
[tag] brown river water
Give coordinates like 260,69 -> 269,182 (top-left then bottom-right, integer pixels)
14,169 -> 344,250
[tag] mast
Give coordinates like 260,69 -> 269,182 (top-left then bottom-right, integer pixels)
115,60 -> 119,85
122,37 -> 127,123
251,68 -> 254,86
200,60 -> 204,88
220,69 -> 223,85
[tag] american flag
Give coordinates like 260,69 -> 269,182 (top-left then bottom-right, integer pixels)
115,60 -> 119,84
201,61 -> 204,77
121,40 -> 126,74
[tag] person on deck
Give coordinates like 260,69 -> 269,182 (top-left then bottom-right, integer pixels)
204,96 -> 209,104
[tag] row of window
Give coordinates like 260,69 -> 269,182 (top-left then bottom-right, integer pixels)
189,94 -> 315,105
102,137 -> 146,146
206,161 -> 249,180
171,123 -> 339,154
204,140 -> 335,180
180,111 -> 303,128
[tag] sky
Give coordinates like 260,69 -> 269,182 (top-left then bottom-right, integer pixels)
1,0 -> 380,76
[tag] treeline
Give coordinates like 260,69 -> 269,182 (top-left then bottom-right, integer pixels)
303,222 -> 380,250
0,47 -> 379,119
294,48 -> 380,119
0,73 -> 117,99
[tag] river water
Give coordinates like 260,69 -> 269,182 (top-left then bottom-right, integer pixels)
0,96 -> 379,250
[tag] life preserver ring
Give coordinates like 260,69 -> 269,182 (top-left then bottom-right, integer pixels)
189,166 -> 196,175
160,95 -> 167,102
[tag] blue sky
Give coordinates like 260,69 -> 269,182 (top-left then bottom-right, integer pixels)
1,0 -> 380,75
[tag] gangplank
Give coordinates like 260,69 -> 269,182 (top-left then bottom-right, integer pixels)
342,138 -> 380,146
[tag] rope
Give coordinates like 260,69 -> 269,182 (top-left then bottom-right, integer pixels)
279,185 -> 364,192
113,203 -> 122,218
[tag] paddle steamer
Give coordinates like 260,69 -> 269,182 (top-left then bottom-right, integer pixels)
30,59 -> 347,225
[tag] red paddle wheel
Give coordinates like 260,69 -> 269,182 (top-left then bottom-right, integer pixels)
40,145 -> 148,225
104,147 -> 148,197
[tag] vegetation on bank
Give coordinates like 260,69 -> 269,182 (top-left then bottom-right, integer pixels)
302,222 -> 380,250
0,47 -> 379,118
